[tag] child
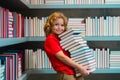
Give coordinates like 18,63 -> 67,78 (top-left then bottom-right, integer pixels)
44,12 -> 90,80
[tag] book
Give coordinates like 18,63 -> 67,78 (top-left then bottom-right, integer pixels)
59,28 -> 83,40
60,35 -> 83,46
62,39 -> 86,49
0,56 -> 6,80
64,40 -> 86,51
0,65 -> 5,80
69,43 -> 87,52
59,28 -> 81,37
70,46 -> 89,54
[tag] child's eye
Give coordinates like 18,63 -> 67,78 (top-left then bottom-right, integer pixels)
61,24 -> 64,26
55,23 -> 59,26
54,23 -> 64,26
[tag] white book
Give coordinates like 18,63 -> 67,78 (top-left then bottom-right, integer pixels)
74,54 -> 94,63
72,54 -> 95,64
60,33 -> 79,41
70,46 -> 89,54
60,36 -> 83,46
60,30 -> 84,40
71,49 -> 91,57
61,38 -> 84,48
78,60 -> 96,68
60,35 -> 82,43
64,40 -> 87,50
80,62 -> 96,70
69,44 -> 87,52
71,52 -> 92,60
79,59 -> 96,66
62,40 -> 87,50
59,28 -> 82,38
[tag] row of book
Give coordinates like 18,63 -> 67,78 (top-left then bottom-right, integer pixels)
1,6 -> 120,38
86,16 -> 120,36
24,17 -> 45,37
23,0 -> 120,5
93,48 -> 110,69
23,16 -> 120,37
0,7 -> 24,38
0,6 -> 46,38
25,49 -> 52,70
0,50 -> 23,80
24,48 -> 120,70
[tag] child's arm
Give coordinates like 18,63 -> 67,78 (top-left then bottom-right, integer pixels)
55,50 -> 90,76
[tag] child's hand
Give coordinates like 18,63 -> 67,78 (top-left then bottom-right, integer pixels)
75,65 -> 90,77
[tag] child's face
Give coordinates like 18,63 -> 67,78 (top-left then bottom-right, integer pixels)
51,18 -> 65,35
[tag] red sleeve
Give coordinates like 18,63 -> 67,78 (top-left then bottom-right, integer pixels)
44,38 -> 62,55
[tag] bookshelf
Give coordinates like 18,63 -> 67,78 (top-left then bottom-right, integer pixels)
0,0 -> 120,80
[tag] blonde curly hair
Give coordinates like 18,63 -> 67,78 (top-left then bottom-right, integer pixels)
44,12 -> 68,36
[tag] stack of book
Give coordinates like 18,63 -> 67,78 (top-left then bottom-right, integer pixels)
59,28 -> 96,76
